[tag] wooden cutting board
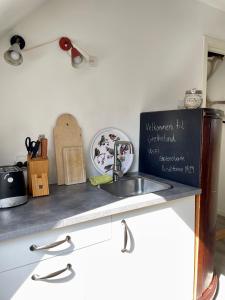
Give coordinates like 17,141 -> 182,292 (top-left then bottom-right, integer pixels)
54,113 -> 86,185
63,146 -> 86,185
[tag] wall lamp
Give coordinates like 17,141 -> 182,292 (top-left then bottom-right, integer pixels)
4,35 -> 96,69
59,37 -> 96,68
4,35 -> 25,66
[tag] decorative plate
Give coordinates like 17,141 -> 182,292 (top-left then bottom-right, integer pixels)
90,127 -> 134,176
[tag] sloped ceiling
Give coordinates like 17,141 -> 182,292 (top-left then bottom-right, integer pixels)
197,0 -> 225,12
0,0 -> 49,37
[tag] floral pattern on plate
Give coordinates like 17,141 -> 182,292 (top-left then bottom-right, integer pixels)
90,128 -> 134,176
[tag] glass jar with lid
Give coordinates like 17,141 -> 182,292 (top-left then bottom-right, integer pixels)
184,88 -> 203,109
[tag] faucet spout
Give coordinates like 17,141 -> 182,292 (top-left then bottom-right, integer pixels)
113,141 -> 134,182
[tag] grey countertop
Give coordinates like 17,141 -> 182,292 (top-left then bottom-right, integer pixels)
0,173 -> 201,242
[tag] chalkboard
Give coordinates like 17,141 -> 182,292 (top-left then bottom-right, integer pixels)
139,109 -> 203,187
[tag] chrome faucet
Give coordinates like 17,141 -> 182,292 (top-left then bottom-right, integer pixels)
113,141 -> 134,182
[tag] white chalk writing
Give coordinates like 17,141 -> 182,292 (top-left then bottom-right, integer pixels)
176,119 -> 185,130
148,148 -> 160,155
185,165 -> 195,174
161,164 -> 195,174
147,133 -> 176,143
145,119 -> 185,132
159,155 -> 185,162
146,122 -> 174,131
162,165 -> 184,173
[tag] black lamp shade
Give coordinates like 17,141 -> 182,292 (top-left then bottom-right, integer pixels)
4,35 -> 25,66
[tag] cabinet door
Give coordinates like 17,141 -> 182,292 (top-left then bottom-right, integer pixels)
0,248 -> 86,300
0,216 -> 111,273
97,196 -> 195,300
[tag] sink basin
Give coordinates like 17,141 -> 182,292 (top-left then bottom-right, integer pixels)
99,176 -> 172,198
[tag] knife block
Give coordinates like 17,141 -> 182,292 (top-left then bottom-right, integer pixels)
27,156 -> 49,197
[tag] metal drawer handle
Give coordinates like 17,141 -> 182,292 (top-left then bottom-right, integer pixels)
30,235 -> 71,251
31,263 -> 72,281
121,220 -> 128,253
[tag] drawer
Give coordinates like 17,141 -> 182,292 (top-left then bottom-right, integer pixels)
0,216 -> 111,273
0,249 -> 85,300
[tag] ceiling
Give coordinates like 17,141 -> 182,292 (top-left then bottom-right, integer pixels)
0,0 -> 49,37
1,0 -> 225,39
197,0 -> 225,12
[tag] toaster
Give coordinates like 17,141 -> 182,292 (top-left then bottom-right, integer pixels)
0,166 -> 27,208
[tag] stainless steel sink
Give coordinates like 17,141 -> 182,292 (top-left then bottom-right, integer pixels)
99,176 -> 172,198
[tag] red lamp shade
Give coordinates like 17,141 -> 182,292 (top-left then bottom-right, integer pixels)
71,47 -> 81,58
71,47 -> 83,67
59,36 -> 84,67
59,37 -> 73,51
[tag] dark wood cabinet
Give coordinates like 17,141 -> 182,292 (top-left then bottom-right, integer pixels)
196,112 -> 223,300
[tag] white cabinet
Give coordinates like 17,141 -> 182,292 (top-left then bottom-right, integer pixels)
0,249 -> 85,300
87,196 -> 195,300
0,216 -> 111,273
0,196 -> 195,300
0,216 -> 111,300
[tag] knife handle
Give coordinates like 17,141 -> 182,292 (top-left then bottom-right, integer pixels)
31,141 -> 40,158
41,138 -> 48,159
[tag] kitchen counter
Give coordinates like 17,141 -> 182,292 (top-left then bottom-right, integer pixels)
0,173 -> 201,242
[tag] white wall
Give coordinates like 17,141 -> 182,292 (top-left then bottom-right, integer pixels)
207,59 -> 225,215
1,0 -> 225,183
198,0 -> 225,12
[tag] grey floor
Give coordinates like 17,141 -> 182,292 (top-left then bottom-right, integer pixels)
214,215 -> 225,299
